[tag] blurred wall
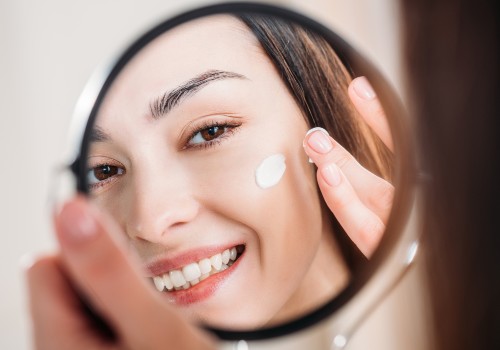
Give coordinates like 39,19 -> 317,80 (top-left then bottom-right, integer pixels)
0,1 -> 425,349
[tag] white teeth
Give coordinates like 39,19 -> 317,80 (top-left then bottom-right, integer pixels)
162,274 -> 174,291
199,258 -> 212,274
230,247 -> 237,261
222,249 -> 230,264
182,263 -> 201,282
211,254 -> 223,271
152,246 -> 243,292
153,276 -> 165,292
169,270 -> 186,288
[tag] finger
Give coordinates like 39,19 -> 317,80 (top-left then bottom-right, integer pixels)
54,196 -> 215,349
348,76 -> 394,151
304,128 -> 394,223
24,254 -> 116,350
317,163 -> 384,257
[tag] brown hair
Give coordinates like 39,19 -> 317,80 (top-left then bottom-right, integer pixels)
402,1 -> 500,349
238,14 -> 393,268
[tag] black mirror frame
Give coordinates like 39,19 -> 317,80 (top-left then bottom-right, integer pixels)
70,1 -> 416,341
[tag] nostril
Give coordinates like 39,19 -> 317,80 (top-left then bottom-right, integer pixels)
170,221 -> 188,230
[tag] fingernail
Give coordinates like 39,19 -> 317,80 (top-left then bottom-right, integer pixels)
303,127 -> 329,147
58,199 -> 98,246
305,127 -> 329,137
19,253 -> 39,270
307,129 -> 333,154
353,76 -> 376,100
321,163 -> 342,187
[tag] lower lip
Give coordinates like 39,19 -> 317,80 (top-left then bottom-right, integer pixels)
163,250 -> 245,306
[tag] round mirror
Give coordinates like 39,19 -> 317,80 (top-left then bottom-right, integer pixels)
68,2 -> 413,340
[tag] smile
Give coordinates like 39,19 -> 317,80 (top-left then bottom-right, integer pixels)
151,245 -> 244,292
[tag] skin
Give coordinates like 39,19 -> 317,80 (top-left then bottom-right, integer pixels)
25,15 -> 394,350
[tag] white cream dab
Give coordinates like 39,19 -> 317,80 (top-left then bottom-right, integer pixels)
255,153 -> 286,189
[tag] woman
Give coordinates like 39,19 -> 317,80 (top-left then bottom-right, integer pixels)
26,13 -> 393,348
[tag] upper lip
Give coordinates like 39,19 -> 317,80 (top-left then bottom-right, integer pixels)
144,242 -> 244,277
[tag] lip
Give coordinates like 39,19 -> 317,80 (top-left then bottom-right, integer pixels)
163,248 -> 245,305
145,242 -> 245,277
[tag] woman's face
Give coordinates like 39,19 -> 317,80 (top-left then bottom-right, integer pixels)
89,15 -> 348,329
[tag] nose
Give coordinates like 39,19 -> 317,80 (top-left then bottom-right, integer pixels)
125,167 -> 200,243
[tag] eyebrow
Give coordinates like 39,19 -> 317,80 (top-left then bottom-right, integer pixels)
149,69 -> 246,119
89,125 -> 110,143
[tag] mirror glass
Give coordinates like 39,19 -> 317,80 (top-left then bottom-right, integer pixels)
71,3 -> 409,338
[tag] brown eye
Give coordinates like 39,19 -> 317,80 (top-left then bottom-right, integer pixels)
94,165 -> 119,180
188,125 -> 228,146
200,126 -> 225,141
186,120 -> 242,149
87,164 -> 124,185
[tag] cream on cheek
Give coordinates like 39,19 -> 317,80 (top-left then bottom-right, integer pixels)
255,153 -> 287,189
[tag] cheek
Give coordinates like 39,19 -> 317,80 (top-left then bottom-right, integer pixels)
190,141 -> 324,268
263,148 -> 324,276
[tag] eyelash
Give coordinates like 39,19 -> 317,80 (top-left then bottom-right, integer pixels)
183,119 -> 242,150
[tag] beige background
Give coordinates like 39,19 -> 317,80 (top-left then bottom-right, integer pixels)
0,0 -> 427,349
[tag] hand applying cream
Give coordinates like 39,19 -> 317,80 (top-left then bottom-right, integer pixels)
303,126 -> 393,257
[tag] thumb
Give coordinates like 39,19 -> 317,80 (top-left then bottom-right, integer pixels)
54,196 -> 215,349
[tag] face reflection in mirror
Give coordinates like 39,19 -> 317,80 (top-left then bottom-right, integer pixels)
85,13 -> 393,330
